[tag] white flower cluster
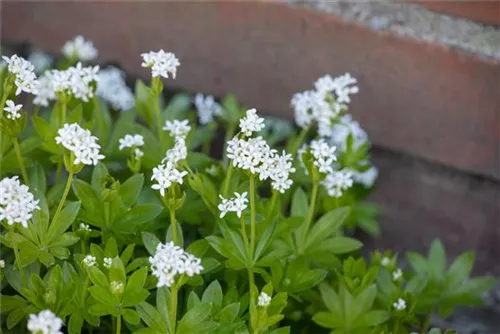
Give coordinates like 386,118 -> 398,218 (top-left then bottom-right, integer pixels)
218,192 -> 248,218
392,268 -> 403,281
321,169 -> 353,198
27,310 -> 63,334
103,257 -> 112,269
227,109 -> 295,193
28,51 -> 52,74
119,134 -> 144,158
110,280 -> 124,295
0,259 -> 5,268
329,114 -> 368,151
352,164 -> 378,189
79,223 -> 91,232
149,241 -> 203,288
2,55 -> 39,96
0,176 -> 40,228
35,63 -> 99,105
258,292 -> 272,307
194,94 -> 222,124
141,50 -> 180,79
82,255 -> 96,267
151,162 -> 188,197
55,123 -> 105,166
3,100 -> 23,120
62,35 -> 98,62
163,120 -> 191,140
393,298 -> 406,311
239,108 -> 265,137
309,139 -> 337,174
291,73 -> 358,137
380,256 -> 391,267
96,66 -> 134,111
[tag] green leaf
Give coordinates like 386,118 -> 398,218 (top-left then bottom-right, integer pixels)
307,236 -> 362,255
29,164 -> 47,194
206,236 -> 230,259
312,311 -> 336,329
49,233 -> 80,248
120,174 -> 144,208
218,303 -> 240,324
201,280 -> 223,312
177,303 -> 213,334
407,252 -> 429,275
253,221 -> 276,262
116,204 -> 163,233
88,266 -> 109,288
88,303 -> 112,316
305,207 -> 350,249
109,257 -> 127,283
319,284 -> 340,314
89,286 -> 115,306
122,308 -> 141,325
46,201 -> 81,243
73,179 -> 102,217
359,310 -> 390,327
291,187 -> 308,217
136,302 -> 169,333
142,232 -> 161,255
356,284 -> 377,312
429,239 -> 446,279
6,307 -> 25,329
445,252 -> 474,288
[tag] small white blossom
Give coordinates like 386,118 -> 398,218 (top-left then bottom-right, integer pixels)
96,66 -> 134,111
0,176 -> 40,228
380,256 -> 391,267
329,114 -> 369,151
27,310 -> 63,334
163,138 -> 187,165
205,165 -> 218,176
3,100 -> 23,119
309,139 -> 337,175
50,63 -> 99,102
103,257 -> 112,269
218,192 -> 248,218
134,148 -> 144,159
82,255 -> 96,267
62,35 -> 98,62
110,280 -> 124,295
269,151 -> 296,193
258,292 -> 271,307
0,259 -> 5,268
151,161 -> 188,197
291,90 -> 315,129
352,164 -> 378,188
321,169 -> 353,198
141,50 -> 180,79
163,119 -> 191,139
393,298 -> 406,311
33,71 -> 56,107
2,54 -> 39,96
239,108 -> 265,137
227,136 -> 276,177
194,94 -> 222,124
79,223 -> 91,232
28,51 -> 52,74
55,123 -> 105,166
392,268 -> 403,281
149,242 -> 203,288
119,134 -> 144,151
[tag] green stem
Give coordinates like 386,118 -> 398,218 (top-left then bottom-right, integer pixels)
290,127 -> 308,156
170,208 -> 178,245
249,175 -> 256,259
51,170 -> 74,225
10,228 -> 25,284
268,191 -> 278,219
115,314 -> 121,334
60,101 -> 67,125
222,162 -> 234,197
248,268 -> 256,333
222,122 -> 237,166
240,215 -> 250,259
300,181 -> 319,249
170,285 -> 178,334
0,85 -> 11,177
81,238 -> 86,254
80,275 -> 89,305
12,138 -> 29,186
421,314 -> 431,334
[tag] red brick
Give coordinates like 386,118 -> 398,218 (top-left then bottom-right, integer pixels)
411,1 -> 500,26
2,2 -> 499,179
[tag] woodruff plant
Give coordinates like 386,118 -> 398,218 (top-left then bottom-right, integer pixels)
0,36 -> 496,334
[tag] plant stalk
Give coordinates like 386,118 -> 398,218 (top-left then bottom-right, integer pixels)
222,162 -> 234,197
9,227 -> 25,284
12,138 -> 29,185
300,181 -> 319,248
170,208 -> 178,245
115,314 -> 121,334
170,285 -> 178,334
51,170 -> 74,225
249,175 -> 256,258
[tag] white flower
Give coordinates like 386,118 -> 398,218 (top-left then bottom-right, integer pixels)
329,114 -> 368,151
269,151 -> 296,193
55,123 -> 105,166
218,192 -> 248,218
134,148 -> 144,159
33,71 -> 56,107
119,134 -> 144,151
163,119 -> 191,139
205,165 -> 218,176
194,94 -> 222,124
393,298 -> 406,311
103,257 -> 112,269
27,310 -> 63,334
331,73 -> 359,104
0,176 -> 40,228
3,100 -> 23,119
62,35 -> 98,61
309,139 -> 337,175
2,54 -> 39,96
392,268 -> 403,281
321,169 -> 353,198
50,63 -> 99,102
227,136 -> 276,176
82,255 -> 96,267
149,241 -> 203,288
141,50 -> 180,79
239,108 -> 265,137
96,66 -> 134,111
110,280 -> 124,295
79,223 -> 91,232
380,256 -> 391,267
291,90 -> 315,129
352,164 -> 378,188
0,259 -> 5,268
28,51 -> 52,74
163,137 -> 187,165
151,161 -> 188,197
258,292 -> 271,307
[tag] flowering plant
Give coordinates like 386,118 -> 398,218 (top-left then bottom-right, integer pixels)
0,37 -> 496,334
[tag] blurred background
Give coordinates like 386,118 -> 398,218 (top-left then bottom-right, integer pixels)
1,1 -> 499,324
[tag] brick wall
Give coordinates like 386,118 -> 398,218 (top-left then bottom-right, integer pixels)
1,1 -> 499,275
